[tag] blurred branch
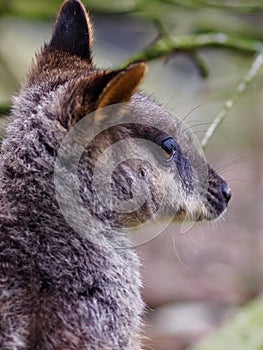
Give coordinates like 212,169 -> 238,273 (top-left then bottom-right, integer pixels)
162,0 -> 263,13
1,0 -> 263,17
127,31 -> 263,64
201,48 -> 263,149
0,0 -> 136,18
0,104 -> 10,115
186,51 -> 210,78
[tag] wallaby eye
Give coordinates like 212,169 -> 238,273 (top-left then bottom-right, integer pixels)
161,137 -> 178,161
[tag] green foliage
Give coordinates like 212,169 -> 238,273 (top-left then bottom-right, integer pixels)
1,0 -> 263,18
192,297 -> 263,350
0,0 -> 60,19
0,104 -> 9,115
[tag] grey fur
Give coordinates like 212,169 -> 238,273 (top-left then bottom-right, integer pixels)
0,1 -> 230,349
0,82 -> 144,350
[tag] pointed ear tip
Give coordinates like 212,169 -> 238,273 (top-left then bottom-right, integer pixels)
127,61 -> 148,76
61,0 -> 83,7
50,0 -> 93,60
129,60 -> 147,69
55,0 -> 87,25
58,0 -> 89,18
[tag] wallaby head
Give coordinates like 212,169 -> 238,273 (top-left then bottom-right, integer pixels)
21,0 -> 231,235
0,1 -> 231,349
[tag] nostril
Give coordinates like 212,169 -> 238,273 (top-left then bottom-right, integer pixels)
221,182 -> 232,203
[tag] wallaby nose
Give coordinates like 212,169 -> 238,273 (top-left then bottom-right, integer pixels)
221,181 -> 231,204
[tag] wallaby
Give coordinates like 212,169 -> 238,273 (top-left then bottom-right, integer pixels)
0,0 -> 231,349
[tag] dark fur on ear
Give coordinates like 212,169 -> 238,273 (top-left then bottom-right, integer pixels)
50,0 -> 93,61
59,62 -> 146,127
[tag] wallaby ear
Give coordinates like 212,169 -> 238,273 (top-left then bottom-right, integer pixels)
60,61 -> 147,128
97,61 -> 147,110
50,0 -> 93,61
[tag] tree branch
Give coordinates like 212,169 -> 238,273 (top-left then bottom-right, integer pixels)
201,48 -> 263,149
127,32 -> 263,64
162,0 -> 263,13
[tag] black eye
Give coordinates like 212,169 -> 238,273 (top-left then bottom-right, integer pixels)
161,137 -> 178,161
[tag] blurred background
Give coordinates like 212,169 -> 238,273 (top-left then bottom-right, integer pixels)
0,1 -> 263,349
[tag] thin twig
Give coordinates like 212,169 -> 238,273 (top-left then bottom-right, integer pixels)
201,49 -> 263,149
187,51 -> 210,78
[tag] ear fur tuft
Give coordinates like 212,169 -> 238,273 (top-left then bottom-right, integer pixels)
58,61 -> 147,127
97,61 -> 147,110
50,0 -> 93,61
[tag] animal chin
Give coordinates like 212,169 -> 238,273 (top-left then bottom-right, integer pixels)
203,200 -> 227,221
182,208 -> 222,222
204,208 -> 227,221
171,209 -> 202,223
